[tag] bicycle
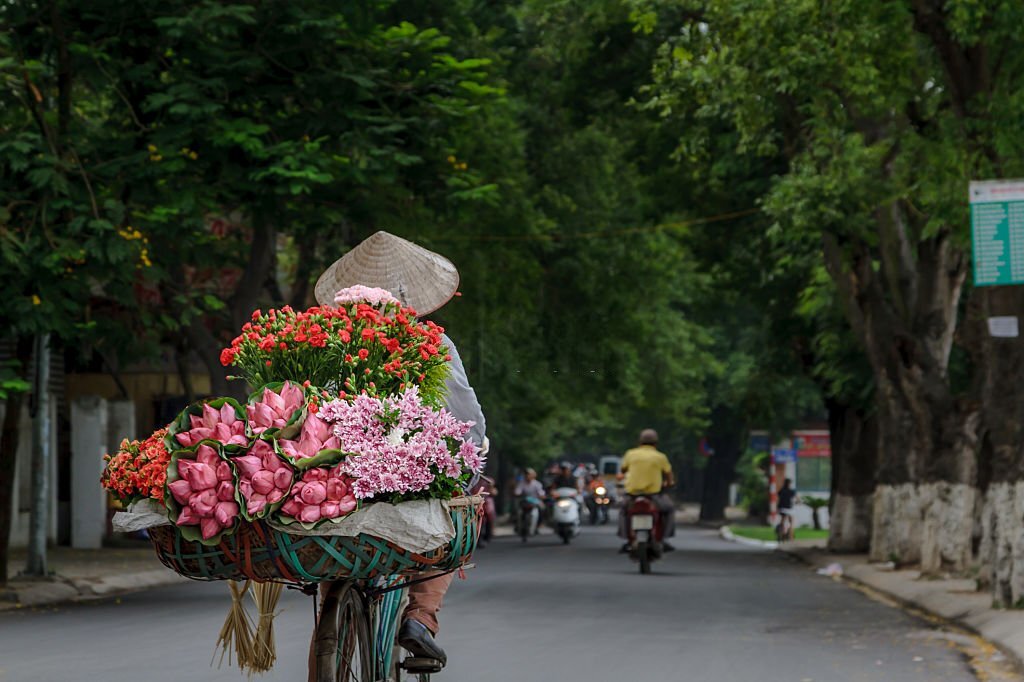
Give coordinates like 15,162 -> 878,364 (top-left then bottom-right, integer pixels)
309,571 -> 456,682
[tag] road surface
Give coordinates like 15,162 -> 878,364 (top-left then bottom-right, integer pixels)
0,523 -> 1015,681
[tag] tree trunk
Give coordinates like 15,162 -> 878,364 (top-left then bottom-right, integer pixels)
699,406 -> 746,522
827,399 -> 877,552
970,286 -> 1024,605
0,337 -> 33,586
824,226 -> 975,572
868,362 -> 979,571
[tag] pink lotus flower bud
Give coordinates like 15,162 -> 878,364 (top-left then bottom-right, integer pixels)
321,502 -> 340,518
298,505 -> 322,523
178,507 -> 200,526
201,517 -> 222,540
219,403 -> 237,425
303,415 -> 331,442
339,497 -> 356,514
217,481 -> 235,502
214,501 -> 238,526
280,498 -> 302,517
267,490 -> 283,503
213,423 -> 231,442
239,481 -> 253,498
300,481 -> 327,505
196,444 -> 219,466
250,439 -> 274,459
280,381 -> 304,413
322,435 -> 341,451
326,478 -> 345,500
264,451 -> 282,471
216,461 -> 233,482
190,489 -> 218,516
233,455 -> 262,478
264,387 -> 285,414
252,470 -> 275,495
206,403 -> 224,429
307,469 -> 328,482
247,499 -> 264,515
169,479 -> 193,505
175,432 -> 195,447
185,462 -> 218,491
273,468 -> 292,490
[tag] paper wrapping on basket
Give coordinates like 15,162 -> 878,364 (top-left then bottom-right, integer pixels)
267,499 -> 456,554
112,497 -> 461,554
112,498 -> 171,533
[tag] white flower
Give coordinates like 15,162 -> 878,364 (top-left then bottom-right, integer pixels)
385,427 -> 407,447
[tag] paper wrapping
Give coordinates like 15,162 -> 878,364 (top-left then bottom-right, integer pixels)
111,497 -> 459,554
267,499 -> 456,553
112,498 -> 171,533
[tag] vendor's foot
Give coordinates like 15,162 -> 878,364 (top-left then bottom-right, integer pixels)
399,619 -> 447,666
662,541 -> 676,552
619,542 -> 631,554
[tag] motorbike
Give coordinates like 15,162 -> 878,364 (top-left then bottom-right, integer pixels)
585,484 -> 611,525
517,497 -> 541,542
470,475 -> 497,546
550,487 -> 582,544
625,495 -> 663,574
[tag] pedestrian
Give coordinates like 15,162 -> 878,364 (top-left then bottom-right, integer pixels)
777,478 -> 798,541
313,231 -> 487,668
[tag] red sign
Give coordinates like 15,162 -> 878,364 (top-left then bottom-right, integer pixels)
793,431 -> 830,458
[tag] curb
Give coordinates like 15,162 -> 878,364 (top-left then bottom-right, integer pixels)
0,570 -> 187,612
719,525 -> 778,550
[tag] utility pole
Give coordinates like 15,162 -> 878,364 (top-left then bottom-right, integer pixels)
25,334 -> 51,576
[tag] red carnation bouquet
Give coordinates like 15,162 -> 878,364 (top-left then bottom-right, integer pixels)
101,428 -> 170,507
220,292 -> 451,402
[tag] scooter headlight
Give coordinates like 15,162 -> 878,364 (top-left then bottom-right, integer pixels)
556,499 -> 572,509
595,486 -> 606,496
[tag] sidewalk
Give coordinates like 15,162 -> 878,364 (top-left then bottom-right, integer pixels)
722,529 -> 1024,671
1,542 -> 186,611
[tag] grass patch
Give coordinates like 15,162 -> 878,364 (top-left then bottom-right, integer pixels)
730,525 -> 829,542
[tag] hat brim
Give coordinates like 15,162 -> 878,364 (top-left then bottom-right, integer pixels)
314,231 -> 460,315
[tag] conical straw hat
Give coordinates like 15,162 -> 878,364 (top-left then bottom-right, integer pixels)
314,231 -> 460,315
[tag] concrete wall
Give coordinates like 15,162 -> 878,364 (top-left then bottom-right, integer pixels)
1,399 -> 59,549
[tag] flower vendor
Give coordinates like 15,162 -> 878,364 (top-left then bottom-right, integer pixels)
312,231 -> 487,667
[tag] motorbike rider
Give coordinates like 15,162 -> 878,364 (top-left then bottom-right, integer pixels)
547,462 -> 579,522
515,468 -> 546,535
619,429 -> 676,552
585,472 -> 609,523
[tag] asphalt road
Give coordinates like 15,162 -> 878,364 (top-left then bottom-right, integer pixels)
0,523 -> 1014,682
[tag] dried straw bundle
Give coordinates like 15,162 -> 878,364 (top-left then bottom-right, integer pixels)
213,581 -> 256,670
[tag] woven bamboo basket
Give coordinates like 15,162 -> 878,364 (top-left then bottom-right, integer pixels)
149,496 -> 482,585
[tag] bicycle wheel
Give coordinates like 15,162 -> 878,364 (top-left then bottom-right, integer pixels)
313,582 -> 374,682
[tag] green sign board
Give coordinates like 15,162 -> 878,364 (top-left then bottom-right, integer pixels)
970,180 -> 1024,286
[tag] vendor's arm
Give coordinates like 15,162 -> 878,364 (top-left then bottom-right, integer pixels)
441,333 -> 486,446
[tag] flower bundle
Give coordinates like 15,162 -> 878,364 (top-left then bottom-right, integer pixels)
278,463 -> 358,527
219,287 -> 451,401
101,428 -> 170,506
319,386 -> 484,503
232,440 -> 294,520
247,381 -> 305,438
168,398 -> 248,450
279,412 -> 340,462
167,443 -> 241,541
